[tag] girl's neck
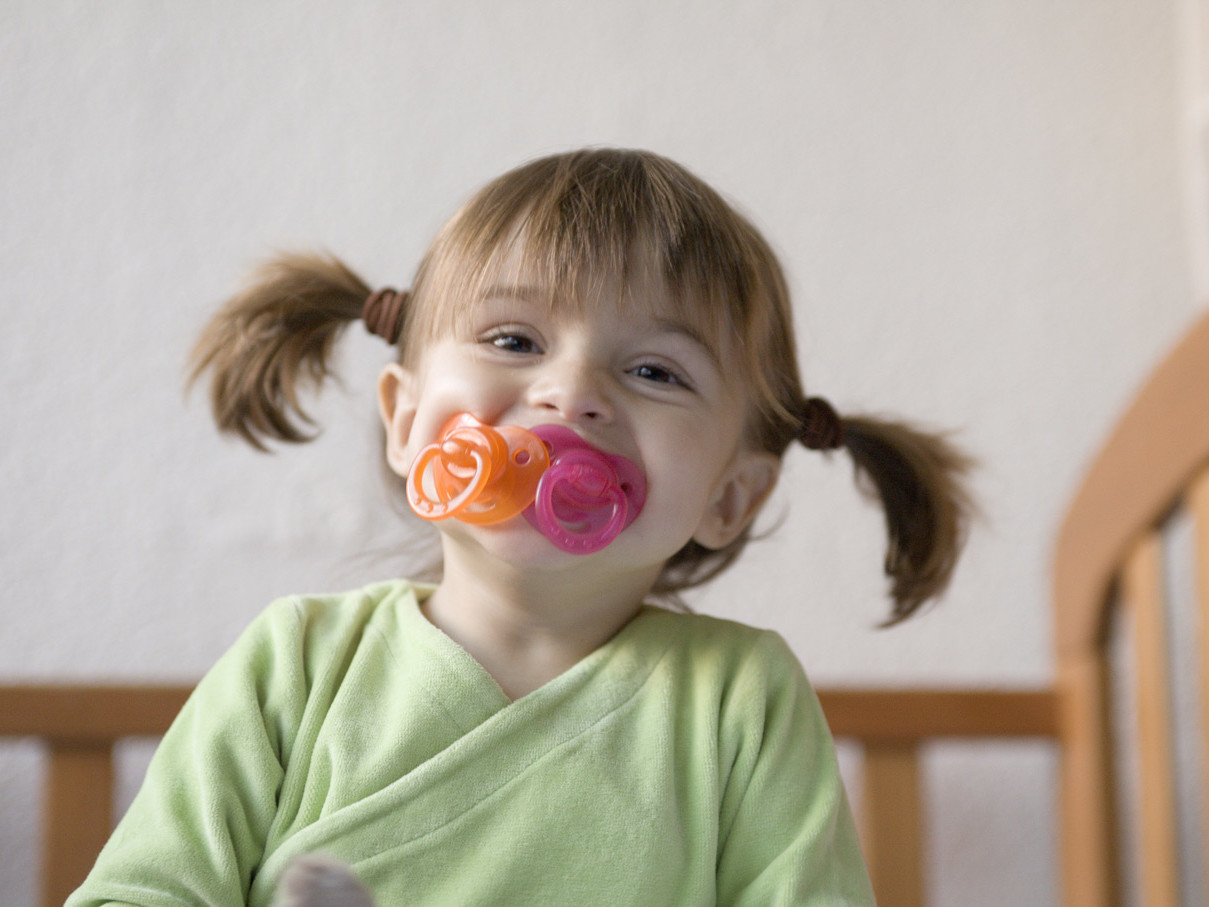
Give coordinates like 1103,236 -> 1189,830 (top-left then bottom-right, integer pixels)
422,543 -> 659,700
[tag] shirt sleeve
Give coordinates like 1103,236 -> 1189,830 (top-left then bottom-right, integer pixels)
715,631 -> 876,906
65,598 -> 310,907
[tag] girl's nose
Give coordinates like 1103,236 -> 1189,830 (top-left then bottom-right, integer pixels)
526,356 -> 614,423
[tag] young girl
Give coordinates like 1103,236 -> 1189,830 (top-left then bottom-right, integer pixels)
68,148 -> 969,906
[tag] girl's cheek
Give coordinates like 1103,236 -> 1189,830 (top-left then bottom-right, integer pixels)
410,386 -> 513,449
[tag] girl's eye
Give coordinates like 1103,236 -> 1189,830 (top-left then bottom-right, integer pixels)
630,363 -> 686,386
484,331 -> 540,355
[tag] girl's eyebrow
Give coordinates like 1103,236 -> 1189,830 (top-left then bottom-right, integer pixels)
651,317 -> 723,371
478,284 -> 542,302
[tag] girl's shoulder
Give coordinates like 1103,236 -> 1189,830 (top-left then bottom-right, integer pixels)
638,603 -> 790,648
259,577 -> 432,626
240,578 -> 434,663
633,604 -> 807,688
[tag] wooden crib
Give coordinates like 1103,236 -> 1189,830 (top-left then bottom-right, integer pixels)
6,307 -> 1209,906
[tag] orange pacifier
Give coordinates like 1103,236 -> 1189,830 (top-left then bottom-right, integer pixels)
405,413 -> 550,525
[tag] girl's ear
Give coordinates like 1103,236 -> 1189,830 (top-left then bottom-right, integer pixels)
693,451 -> 780,550
378,363 -> 419,478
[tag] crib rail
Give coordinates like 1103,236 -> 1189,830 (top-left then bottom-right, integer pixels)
817,687 -> 1060,906
0,683 -> 1056,907
0,684 -> 191,907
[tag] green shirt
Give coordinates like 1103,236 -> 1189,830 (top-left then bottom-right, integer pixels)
68,580 -> 874,905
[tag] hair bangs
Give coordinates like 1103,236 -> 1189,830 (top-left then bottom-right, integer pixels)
403,150 -> 784,381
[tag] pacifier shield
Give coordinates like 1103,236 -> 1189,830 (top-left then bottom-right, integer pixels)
524,426 -> 647,553
406,414 -> 547,524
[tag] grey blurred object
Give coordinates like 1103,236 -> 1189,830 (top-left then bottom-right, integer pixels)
274,855 -> 375,907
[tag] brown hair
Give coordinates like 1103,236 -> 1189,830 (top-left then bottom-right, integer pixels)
189,148 -> 972,622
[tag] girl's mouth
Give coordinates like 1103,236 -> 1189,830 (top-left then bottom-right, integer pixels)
406,415 -> 646,553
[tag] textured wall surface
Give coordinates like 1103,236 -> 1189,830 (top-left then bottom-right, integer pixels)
0,1 -> 1197,904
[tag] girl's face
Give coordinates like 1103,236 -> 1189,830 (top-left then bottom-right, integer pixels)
378,263 -> 780,580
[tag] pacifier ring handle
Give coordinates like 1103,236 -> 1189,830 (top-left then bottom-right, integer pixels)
535,486 -> 627,554
406,444 -> 489,519
533,457 -> 629,553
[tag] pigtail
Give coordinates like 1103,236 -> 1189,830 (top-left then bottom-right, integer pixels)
833,414 -> 974,624
187,252 -> 379,451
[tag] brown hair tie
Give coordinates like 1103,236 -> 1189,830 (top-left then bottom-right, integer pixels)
798,396 -> 845,450
362,287 -> 410,344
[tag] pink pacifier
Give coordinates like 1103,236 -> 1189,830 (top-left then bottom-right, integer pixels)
406,413 -> 550,525
523,425 -> 647,554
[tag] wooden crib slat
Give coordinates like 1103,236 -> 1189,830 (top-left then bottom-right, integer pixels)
1190,465 -> 1209,895
43,742 -> 113,907
1057,650 -> 1120,907
1122,532 -> 1180,907
861,742 -> 924,907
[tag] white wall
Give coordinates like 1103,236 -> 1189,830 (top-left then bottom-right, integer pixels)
0,1 -> 1196,904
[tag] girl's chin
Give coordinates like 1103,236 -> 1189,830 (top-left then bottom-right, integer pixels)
440,517 -> 667,575
439,519 -> 596,569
